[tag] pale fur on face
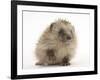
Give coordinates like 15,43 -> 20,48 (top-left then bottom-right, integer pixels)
35,19 -> 77,66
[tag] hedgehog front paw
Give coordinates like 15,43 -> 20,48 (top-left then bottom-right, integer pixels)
61,56 -> 70,66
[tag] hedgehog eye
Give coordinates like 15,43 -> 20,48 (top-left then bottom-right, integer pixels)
58,29 -> 64,34
58,29 -> 66,37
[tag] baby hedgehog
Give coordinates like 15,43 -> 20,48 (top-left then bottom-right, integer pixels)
35,19 -> 77,66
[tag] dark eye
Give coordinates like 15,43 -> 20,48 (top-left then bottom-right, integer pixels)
58,29 -> 65,35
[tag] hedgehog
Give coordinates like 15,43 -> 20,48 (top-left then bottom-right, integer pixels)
35,19 -> 77,66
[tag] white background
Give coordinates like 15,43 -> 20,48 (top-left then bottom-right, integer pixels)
21,8 -> 94,70
0,0 -> 100,80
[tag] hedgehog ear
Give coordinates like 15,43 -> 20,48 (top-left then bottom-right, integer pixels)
50,22 -> 55,31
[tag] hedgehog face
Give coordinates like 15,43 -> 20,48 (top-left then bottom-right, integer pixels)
58,28 -> 73,42
50,20 -> 75,43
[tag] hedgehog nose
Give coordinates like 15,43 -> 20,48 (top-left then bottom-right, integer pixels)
67,36 -> 71,40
